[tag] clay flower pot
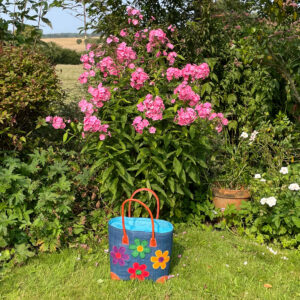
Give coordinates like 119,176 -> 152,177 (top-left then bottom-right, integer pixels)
212,188 -> 250,210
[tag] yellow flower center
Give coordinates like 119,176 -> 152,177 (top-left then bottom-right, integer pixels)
137,245 -> 144,252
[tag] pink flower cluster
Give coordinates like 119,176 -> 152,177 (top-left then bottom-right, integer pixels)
88,83 -> 111,108
78,70 -> 96,84
78,99 -> 94,117
208,112 -> 228,132
167,52 -> 177,65
120,29 -> 128,37
106,35 -> 119,44
166,63 -> 210,82
146,29 -> 168,53
174,108 -> 197,126
127,6 -> 143,25
45,116 -> 66,129
130,68 -> 149,90
136,94 -> 165,121
116,42 -> 137,65
97,56 -> 119,77
195,103 -> 212,119
174,82 -> 200,106
132,116 -> 149,134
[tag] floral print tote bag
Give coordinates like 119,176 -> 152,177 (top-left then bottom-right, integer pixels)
108,188 -> 173,283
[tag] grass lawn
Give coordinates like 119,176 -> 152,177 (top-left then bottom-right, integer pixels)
1,227 -> 299,300
55,64 -> 84,105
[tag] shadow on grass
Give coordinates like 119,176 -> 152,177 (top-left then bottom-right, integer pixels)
170,240 -> 185,272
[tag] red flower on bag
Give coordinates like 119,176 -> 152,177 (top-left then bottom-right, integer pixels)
128,262 -> 149,280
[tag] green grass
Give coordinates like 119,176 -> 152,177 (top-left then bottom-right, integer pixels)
55,64 -> 84,105
1,228 -> 299,300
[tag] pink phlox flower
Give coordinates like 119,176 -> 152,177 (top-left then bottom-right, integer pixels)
116,42 -> 137,65
97,56 -> 119,76
174,108 -> 197,126
120,29 -> 128,37
149,29 -> 167,44
88,83 -> 111,107
45,116 -> 52,123
195,103 -> 212,119
130,68 -> 149,90
80,54 -> 89,63
106,35 -> 119,44
167,52 -> 177,65
83,116 -> 108,133
52,116 -> 66,129
86,43 -> 92,50
174,82 -> 200,106
127,7 -> 140,16
83,63 -> 92,70
167,43 -> 174,49
78,99 -> 94,117
132,19 -> 139,26
132,116 -> 149,134
149,126 -> 156,134
128,63 -> 135,69
166,67 -> 182,81
89,70 -> 96,77
78,71 -> 89,84
137,94 -> 165,121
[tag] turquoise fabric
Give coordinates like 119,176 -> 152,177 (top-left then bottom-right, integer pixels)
109,216 -> 173,233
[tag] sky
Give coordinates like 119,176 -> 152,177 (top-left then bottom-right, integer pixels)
42,7 -> 90,34
3,6 -> 90,34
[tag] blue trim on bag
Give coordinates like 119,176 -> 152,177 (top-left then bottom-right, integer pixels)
109,216 -> 173,233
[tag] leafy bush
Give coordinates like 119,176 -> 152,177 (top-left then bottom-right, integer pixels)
39,42 -> 81,65
238,163 -> 300,249
46,8 -> 228,220
0,148 -> 114,270
0,44 -> 64,149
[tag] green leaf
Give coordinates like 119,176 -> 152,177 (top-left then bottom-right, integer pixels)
152,157 -> 167,171
102,166 -> 114,184
115,161 -> 125,175
292,217 -> 300,228
63,131 -> 68,143
173,157 -> 182,178
168,177 -> 175,193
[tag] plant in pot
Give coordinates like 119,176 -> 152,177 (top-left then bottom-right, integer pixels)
210,130 -> 259,211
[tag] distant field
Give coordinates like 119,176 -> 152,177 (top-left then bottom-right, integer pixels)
42,37 -> 99,51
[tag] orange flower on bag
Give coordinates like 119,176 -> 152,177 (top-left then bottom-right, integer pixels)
151,250 -> 170,269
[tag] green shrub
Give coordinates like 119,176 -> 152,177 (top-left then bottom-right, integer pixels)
39,42 -> 81,65
0,148 -> 113,270
0,44 -> 64,150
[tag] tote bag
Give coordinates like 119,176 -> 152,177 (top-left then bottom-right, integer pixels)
108,188 -> 173,283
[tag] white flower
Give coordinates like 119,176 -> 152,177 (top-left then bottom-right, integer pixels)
260,197 -> 277,207
288,183 -> 300,191
279,167 -> 288,174
240,132 -> 249,139
266,196 -> 277,207
281,256 -> 288,260
254,174 -> 261,179
249,130 -> 258,142
260,197 -> 267,205
260,178 -> 266,182
225,264 -> 229,267
267,247 -> 277,255
243,261 -> 248,265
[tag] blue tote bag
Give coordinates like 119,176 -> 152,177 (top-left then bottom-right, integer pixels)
108,188 -> 173,283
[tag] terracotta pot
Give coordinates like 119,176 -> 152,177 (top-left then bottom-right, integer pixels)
212,188 -> 250,210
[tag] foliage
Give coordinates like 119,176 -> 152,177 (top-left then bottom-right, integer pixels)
0,0 -> 53,44
209,112 -> 297,189
0,148 -> 115,270
38,41 -> 81,65
0,44 -> 64,150
46,9 -> 228,220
